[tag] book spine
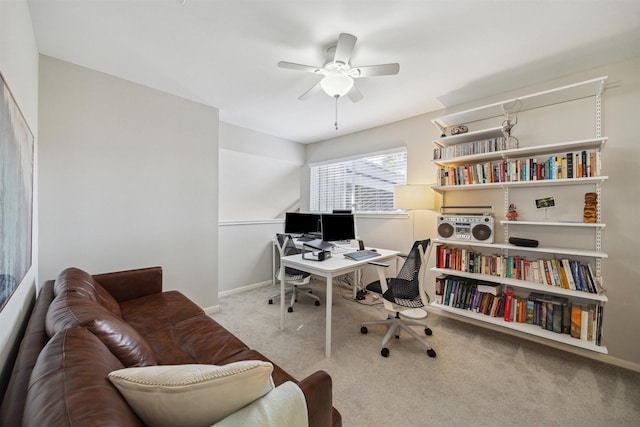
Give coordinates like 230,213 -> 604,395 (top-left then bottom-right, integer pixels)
504,289 -> 513,322
571,305 -> 582,338
580,307 -> 589,341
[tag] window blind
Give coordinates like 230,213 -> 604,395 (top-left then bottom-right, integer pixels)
310,149 -> 407,213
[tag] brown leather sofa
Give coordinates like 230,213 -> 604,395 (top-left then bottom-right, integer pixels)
0,266 -> 342,427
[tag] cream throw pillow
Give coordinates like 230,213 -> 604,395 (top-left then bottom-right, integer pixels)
108,361 -> 275,427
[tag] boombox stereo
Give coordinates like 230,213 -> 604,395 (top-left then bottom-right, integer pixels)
437,213 -> 494,243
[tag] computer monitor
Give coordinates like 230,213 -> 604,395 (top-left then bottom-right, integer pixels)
284,212 -> 321,235
321,213 -> 356,242
332,209 -> 352,214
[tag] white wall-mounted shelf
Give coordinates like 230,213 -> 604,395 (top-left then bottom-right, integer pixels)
433,137 -> 607,166
432,267 -> 607,302
432,176 -> 608,192
500,220 -> 606,228
433,126 -> 505,147
430,302 -> 608,354
432,76 -> 607,131
432,238 -> 608,259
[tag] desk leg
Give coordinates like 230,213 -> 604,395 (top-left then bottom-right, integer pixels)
325,275 -> 332,358
280,269 -> 285,331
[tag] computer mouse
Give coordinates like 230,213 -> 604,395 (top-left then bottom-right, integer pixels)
370,248 -> 377,252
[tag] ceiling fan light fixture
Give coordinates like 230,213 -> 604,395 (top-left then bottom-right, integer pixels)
320,74 -> 353,97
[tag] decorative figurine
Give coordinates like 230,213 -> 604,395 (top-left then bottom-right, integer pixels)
506,203 -> 519,221
583,192 -> 597,223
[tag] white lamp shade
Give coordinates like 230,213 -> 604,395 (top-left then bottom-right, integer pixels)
320,75 -> 354,97
394,185 -> 435,210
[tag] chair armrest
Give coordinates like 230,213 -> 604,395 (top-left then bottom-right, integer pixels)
297,370 -> 336,427
92,266 -> 163,302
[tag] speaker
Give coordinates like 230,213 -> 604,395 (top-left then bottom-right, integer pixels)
437,214 -> 494,243
508,237 -> 539,247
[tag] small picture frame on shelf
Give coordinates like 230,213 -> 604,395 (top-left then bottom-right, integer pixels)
535,196 -> 556,209
535,196 -> 556,221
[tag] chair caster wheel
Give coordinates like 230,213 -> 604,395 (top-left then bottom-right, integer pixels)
381,348 -> 390,357
287,307 -> 293,313
268,299 -> 273,304
427,349 -> 436,358
425,328 -> 432,336
315,301 -> 320,306
360,326 -> 368,334
395,335 -> 400,339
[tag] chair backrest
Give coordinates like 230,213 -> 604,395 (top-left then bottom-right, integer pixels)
275,234 -> 310,281
380,239 -> 432,311
275,233 -> 299,257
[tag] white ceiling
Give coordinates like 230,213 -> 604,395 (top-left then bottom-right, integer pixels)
27,0 -> 640,144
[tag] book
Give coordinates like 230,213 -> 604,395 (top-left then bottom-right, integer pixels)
545,301 -> 554,330
552,301 -> 563,333
504,289 -> 513,322
477,282 -> 502,296
526,299 -> 535,324
562,302 -> 571,334
566,152 -> 574,178
571,305 -> 582,338
561,259 -> 576,290
569,260 -> 583,291
434,276 -> 445,304
580,307 -> 589,341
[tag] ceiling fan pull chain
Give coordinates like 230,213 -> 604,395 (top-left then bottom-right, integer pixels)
334,95 -> 339,130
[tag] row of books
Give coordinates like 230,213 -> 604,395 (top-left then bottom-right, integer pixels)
435,245 -> 602,294
436,150 -> 601,186
434,276 -> 604,345
433,137 -> 508,160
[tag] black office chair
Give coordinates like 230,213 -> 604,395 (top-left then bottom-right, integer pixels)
360,239 -> 436,358
268,233 -> 320,312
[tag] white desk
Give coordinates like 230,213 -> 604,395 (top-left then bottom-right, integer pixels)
279,247 -> 399,358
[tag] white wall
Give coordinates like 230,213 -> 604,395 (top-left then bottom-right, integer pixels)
38,56 -> 219,309
0,0 -> 39,396
305,57 -> 640,368
218,123 -> 305,292
219,123 -> 305,220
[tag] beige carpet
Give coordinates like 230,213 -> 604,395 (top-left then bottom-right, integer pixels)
212,280 -> 640,427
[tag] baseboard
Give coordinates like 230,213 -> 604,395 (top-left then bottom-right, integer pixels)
218,280 -> 272,298
203,305 -> 220,315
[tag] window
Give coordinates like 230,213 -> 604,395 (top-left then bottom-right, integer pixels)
310,149 -> 407,213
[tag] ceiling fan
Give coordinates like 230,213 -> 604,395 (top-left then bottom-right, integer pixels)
278,33 -> 400,104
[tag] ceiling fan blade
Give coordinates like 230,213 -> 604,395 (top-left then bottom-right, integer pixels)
347,85 -> 364,103
298,82 -> 323,100
333,33 -> 357,64
352,63 -> 400,78
277,61 -> 321,73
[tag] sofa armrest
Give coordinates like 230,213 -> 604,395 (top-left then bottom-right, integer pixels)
92,267 -> 163,302
298,370 -> 340,427
0,281 -> 54,427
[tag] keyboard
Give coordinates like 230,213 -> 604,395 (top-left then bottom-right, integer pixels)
343,250 -> 380,261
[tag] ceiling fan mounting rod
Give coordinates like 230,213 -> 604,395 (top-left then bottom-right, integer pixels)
334,95 -> 340,131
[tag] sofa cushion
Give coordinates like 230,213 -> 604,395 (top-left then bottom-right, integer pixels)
54,267 -> 122,317
119,290 -> 205,333
46,292 -> 157,367
108,361 -> 275,427
23,327 -> 143,427
139,313 -> 250,365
